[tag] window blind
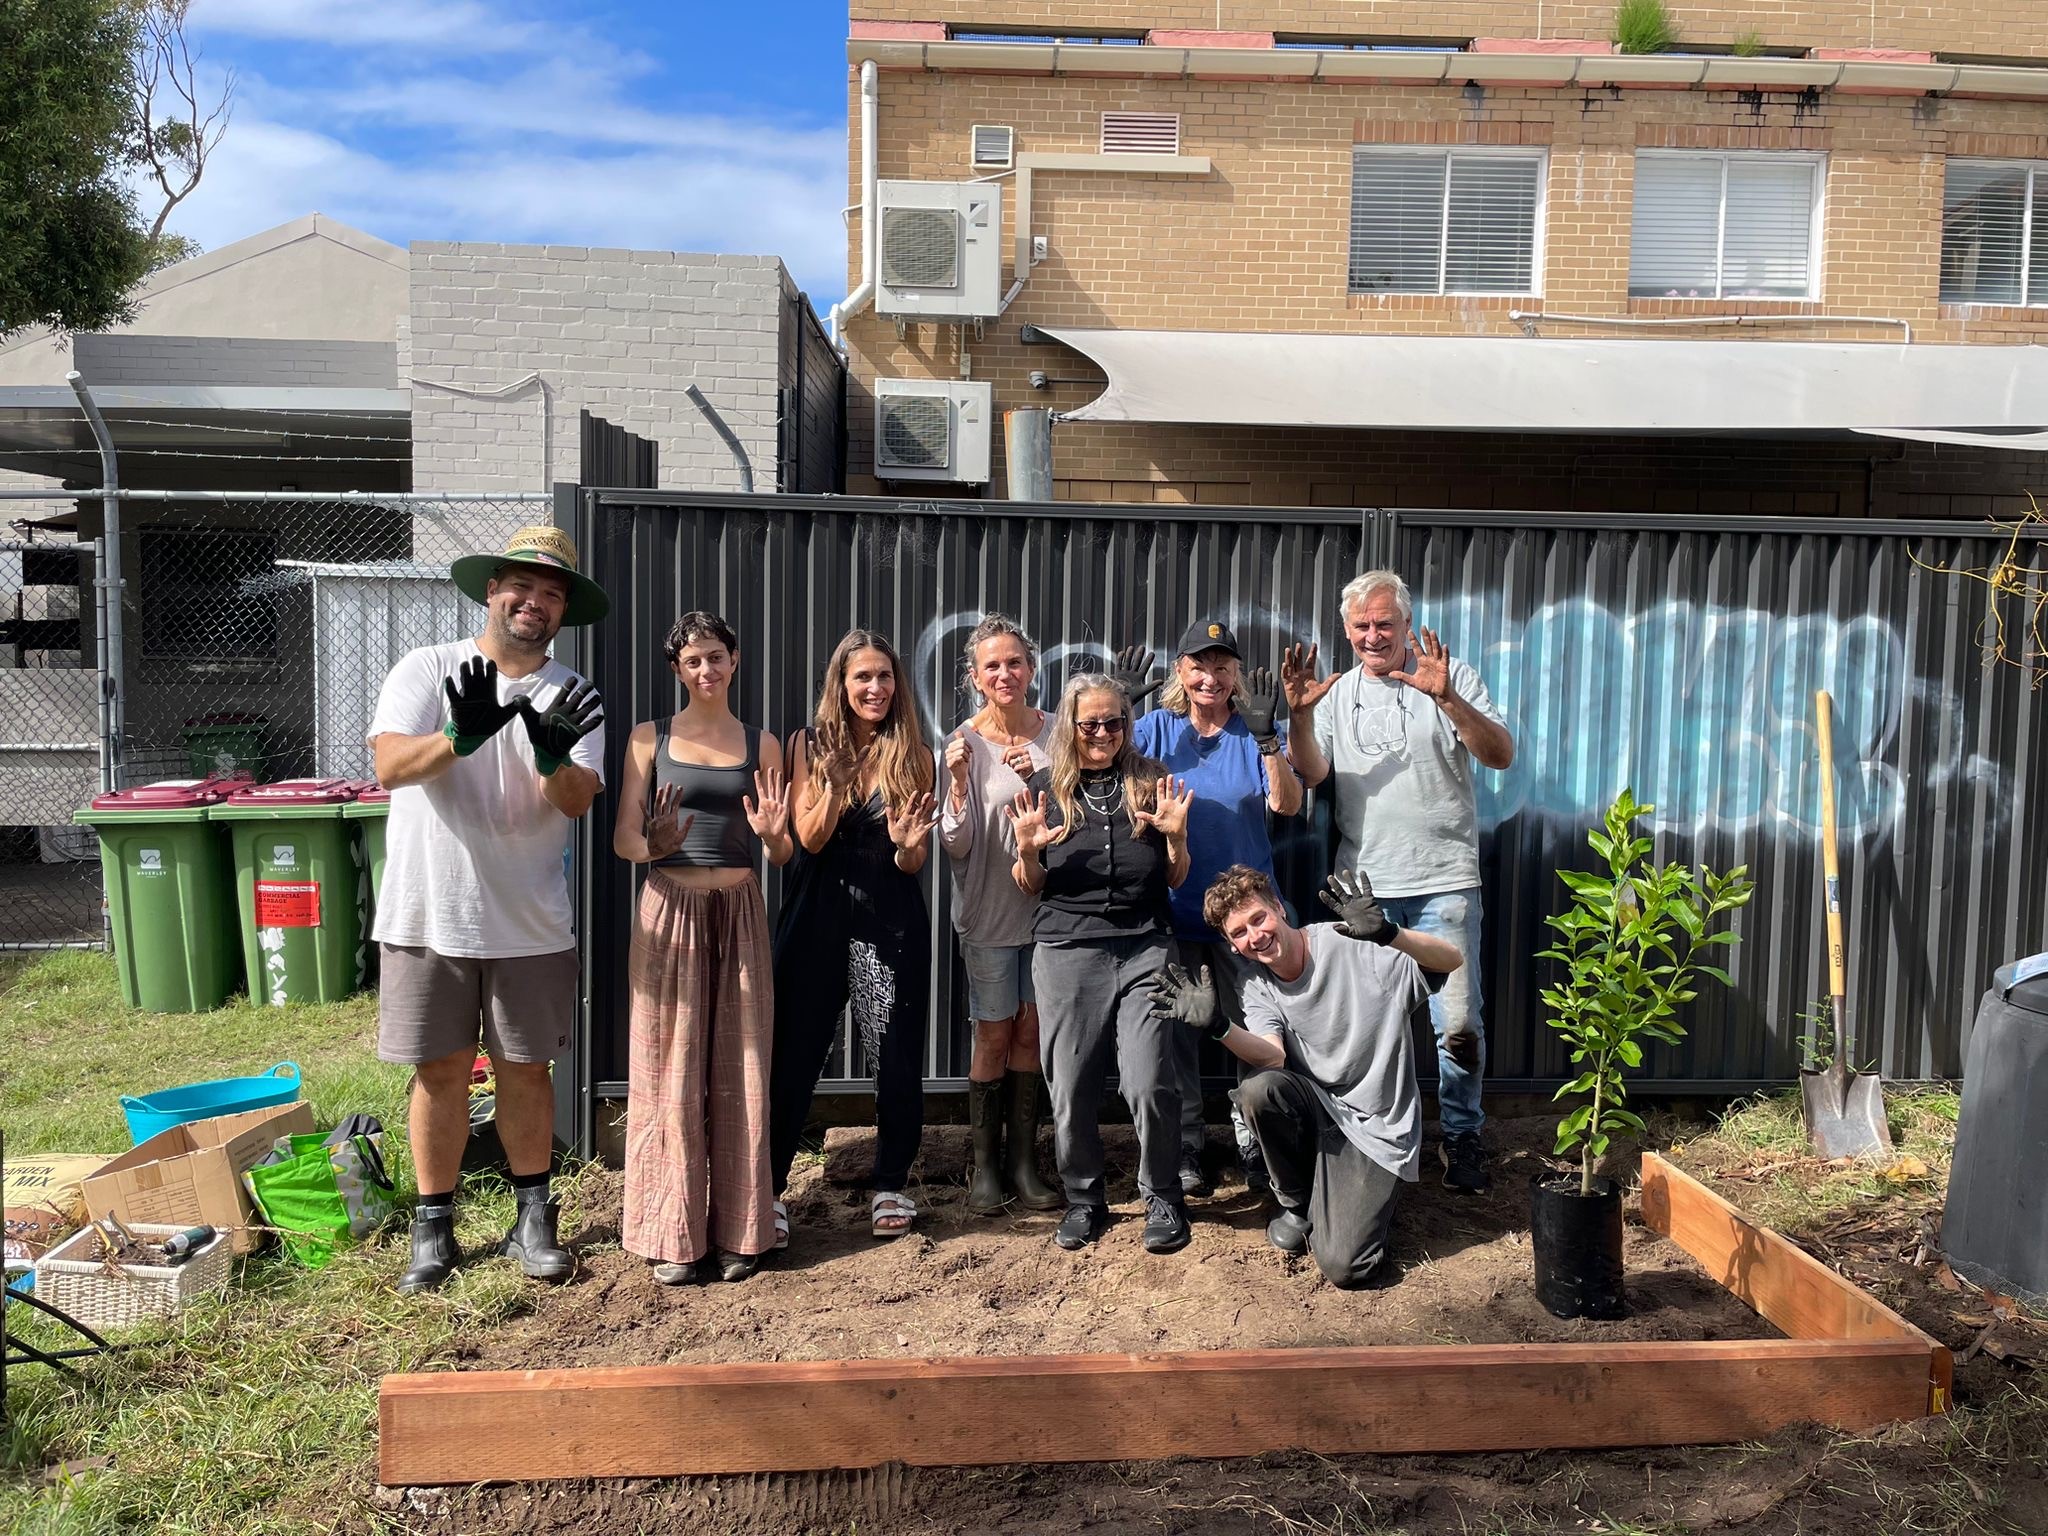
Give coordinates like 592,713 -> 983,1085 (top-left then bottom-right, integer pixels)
1940,161 -> 2035,306
1349,150 -> 1541,295
1630,154 -> 1818,300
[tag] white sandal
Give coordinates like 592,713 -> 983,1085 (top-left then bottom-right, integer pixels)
772,1199 -> 790,1251
870,1190 -> 915,1239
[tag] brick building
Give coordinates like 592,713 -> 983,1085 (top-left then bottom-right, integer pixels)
838,5 -> 2048,516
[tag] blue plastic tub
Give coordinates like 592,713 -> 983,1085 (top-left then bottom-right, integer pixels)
120,1061 -> 301,1145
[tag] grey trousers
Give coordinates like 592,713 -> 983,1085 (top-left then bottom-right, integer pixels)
1033,934 -> 1179,1207
1238,1067 -> 1402,1288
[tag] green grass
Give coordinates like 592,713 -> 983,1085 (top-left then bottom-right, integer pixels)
0,951 -> 608,1534
1662,1085 -> 1961,1236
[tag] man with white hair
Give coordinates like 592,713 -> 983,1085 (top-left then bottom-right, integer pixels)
1280,570 -> 1513,1193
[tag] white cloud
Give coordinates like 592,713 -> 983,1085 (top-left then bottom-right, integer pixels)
192,0 -> 553,54
165,10 -> 850,299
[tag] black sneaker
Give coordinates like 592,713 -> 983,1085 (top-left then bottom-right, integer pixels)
1265,1208 -> 1311,1256
1142,1194 -> 1192,1254
1440,1132 -> 1491,1194
1054,1203 -> 1109,1251
1177,1146 -> 1212,1199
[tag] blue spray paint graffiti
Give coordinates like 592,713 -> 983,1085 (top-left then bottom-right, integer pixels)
914,597 -> 2002,841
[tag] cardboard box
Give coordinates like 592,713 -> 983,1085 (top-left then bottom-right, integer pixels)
80,1101 -> 315,1255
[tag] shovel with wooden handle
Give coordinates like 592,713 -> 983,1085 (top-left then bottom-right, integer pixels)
1800,689 -> 1893,1159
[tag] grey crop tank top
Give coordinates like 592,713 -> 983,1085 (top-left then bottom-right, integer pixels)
650,719 -> 761,869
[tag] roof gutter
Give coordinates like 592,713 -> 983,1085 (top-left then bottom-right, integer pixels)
846,39 -> 2048,102
1512,310 -> 1914,344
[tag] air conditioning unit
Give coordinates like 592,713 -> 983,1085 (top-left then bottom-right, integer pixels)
874,379 -> 993,484
876,181 -> 1003,321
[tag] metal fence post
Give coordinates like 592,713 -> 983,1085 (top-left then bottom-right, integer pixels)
67,373 -> 125,790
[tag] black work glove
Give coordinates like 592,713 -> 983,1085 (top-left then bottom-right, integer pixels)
1110,644 -> 1162,705
517,679 -> 604,776
442,657 -> 521,756
1443,1030 -> 1482,1073
1319,868 -> 1399,944
1147,963 -> 1226,1041
1240,665 -> 1281,753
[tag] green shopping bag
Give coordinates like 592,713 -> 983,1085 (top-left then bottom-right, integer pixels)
243,1126 -> 396,1268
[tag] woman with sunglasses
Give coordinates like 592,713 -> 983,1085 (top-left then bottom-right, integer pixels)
1008,673 -> 1195,1255
769,629 -> 939,1242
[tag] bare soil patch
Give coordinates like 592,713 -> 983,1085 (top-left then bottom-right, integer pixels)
339,1112 -> 2046,1536
456,1113 -> 1772,1372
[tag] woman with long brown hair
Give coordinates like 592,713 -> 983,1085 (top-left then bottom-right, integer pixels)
1009,672 -> 1194,1255
768,628 -> 938,1241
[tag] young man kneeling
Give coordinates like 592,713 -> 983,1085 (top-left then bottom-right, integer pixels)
1150,864 -> 1472,1287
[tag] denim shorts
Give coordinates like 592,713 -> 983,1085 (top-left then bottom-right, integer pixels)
962,940 -> 1035,1020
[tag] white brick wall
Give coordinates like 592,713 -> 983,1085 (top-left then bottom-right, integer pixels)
71,334 -> 397,388
406,244 -> 792,493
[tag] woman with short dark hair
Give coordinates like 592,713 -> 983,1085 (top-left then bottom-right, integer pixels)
614,610 -> 793,1285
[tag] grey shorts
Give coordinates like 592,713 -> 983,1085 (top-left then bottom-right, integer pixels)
377,943 -> 577,1066
962,940 -> 1035,1021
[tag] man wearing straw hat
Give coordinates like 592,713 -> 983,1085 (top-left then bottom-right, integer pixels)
368,525 -> 608,1293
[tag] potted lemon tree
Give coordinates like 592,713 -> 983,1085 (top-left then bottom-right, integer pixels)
1534,789 -> 1753,1319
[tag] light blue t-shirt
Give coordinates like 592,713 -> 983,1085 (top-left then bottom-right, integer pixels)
1133,709 -> 1281,941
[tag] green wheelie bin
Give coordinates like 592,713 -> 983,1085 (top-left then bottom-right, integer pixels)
73,779 -> 244,1012
212,779 -> 366,1006
342,784 -> 391,919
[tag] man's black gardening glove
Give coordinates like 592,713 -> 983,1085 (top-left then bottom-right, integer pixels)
1110,644 -> 1162,705
1319,868 -> 1399,944
1240,665 -> 1281,753
442,657 -> 521,756
1147,963 -> 1226,1041
1442,1029 -> 1482,1073
517,679 -> 603,776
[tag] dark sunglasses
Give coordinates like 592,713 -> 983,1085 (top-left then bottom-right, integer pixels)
1075,717 -> 1126,737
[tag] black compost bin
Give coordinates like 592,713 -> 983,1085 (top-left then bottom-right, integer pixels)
1942,957 -> 2048,1307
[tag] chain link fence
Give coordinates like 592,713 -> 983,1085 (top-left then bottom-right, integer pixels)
0,492 -> 548,947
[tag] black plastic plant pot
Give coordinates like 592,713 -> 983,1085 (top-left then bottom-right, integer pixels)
1530,1171 -> 1627,1320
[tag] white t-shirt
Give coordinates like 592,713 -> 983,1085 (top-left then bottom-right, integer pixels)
367,639 -> 605,959
1310,658 -> 1505,897
1241,925 -> 1431,1181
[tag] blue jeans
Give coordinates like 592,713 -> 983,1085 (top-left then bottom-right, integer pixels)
1379,887 -> 1486,1137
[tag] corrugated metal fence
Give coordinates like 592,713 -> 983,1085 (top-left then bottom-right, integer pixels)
562,489 -> 2045,1113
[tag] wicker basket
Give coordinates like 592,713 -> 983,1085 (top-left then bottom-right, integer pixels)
33,1222 -> 232,1330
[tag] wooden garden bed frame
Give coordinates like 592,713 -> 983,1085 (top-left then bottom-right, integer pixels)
378,1152 -> 1951,1485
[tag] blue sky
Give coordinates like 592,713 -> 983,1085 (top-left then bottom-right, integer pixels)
173,1 -> 851,298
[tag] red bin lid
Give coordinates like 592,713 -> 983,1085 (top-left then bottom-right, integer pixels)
223,777 -> 358,807
89,777 -> 237,811
349,781 -> 391,804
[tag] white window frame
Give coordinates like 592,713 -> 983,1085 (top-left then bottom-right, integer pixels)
1347,145 -> 1549,299
1940,158 -> 2045,308
1629,150 -> 1826,302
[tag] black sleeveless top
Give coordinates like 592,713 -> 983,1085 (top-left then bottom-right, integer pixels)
649,718 -> 760,869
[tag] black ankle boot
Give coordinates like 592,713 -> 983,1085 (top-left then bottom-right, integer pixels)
500,1191 -> 572,1282
966,1079 -> 1008,1214
1002,1071 -> 1063,1210
399,1209 -> 459,1294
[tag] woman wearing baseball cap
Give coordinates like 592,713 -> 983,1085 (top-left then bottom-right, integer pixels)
1129,620 -> 1304,1201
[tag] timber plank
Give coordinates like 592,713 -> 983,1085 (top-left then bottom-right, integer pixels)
379,1337 -> 1932,1484
1640,1151 -> 1951,1410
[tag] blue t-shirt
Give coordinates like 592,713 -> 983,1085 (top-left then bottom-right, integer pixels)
1132,709 -> 1279,941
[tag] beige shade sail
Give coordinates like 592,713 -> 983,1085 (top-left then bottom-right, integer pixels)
1042,328 -> 2048,435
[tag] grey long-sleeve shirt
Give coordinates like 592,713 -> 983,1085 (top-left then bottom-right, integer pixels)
937,717 -> 1052,948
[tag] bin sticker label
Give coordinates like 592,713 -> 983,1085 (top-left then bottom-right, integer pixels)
138,848 -> 163,873
255,881 -> 320,928
270,843 -> 298,870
